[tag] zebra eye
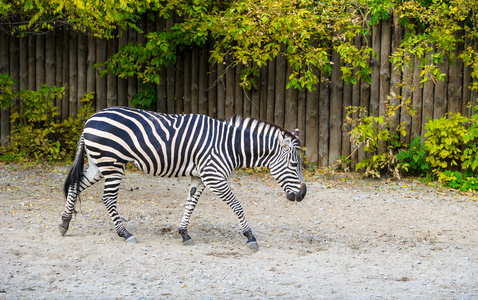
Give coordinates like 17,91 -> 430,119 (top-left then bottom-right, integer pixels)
290,162 -> 298,167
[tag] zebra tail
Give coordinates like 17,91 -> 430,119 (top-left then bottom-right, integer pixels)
63,134 -> 85,199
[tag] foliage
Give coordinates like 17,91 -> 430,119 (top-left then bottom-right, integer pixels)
96,0 -> 376,91
391,0 -> 478,90
424,113 -> 468,172
396,136 -> 431,177
345,93 -> 415,178
0,74 -> 94,162
4,0 -> 478,95
439,170 -> 478,192
131,83 -> 157,110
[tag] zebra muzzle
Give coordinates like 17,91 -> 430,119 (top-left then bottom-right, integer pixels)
286,183 -> 307,202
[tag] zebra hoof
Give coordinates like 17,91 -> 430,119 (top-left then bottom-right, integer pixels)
247,241 -> 259,251
182,239 -> 194,246
125,235 -> 138,244
58,223 -> 69,236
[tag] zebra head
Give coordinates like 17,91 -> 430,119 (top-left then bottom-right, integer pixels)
269,129 -> 307,202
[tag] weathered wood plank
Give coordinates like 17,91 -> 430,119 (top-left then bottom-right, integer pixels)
370,24 -> 381,118
329,50 -> 343,167
95,37 -> 107,110
433,59 -> 449,119
78,33 -> 87,108
35,34 -> 45,90
184,49 -> 192,114
274,54 -> 286,126
0,30 -> 9,146
198,45 -> 208,115
117,30 -> 128,107
235,63 -> 243,116
447,41 -> 463,115
61,31 -> 69,120
284,62 -> 298,132
305,83 -> 319,165
45,33 -> 55,88
318,72 -> 330,167
411,56 -> 423,140
69,31 -> 78,116
421,54 -> 435,139
266,58 -> 275,123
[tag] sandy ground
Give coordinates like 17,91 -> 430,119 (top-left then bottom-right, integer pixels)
0,163 -> 477,299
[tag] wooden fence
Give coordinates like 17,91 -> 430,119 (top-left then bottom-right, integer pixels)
0,16 -> 475,168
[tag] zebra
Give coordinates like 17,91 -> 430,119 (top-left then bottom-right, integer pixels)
59,106 -> 307,250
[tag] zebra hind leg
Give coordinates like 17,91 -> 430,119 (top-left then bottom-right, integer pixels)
101,171 -> 137,243
178,177 -> 205,245
59,164 -> 103,236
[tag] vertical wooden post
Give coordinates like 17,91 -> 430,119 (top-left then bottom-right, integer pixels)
259,64 -> 268,121
274,54 -> 286,126
421,54 -> 435,139
69,31 -> 78,116
297,87 -> 307,147
95,37 -> 107,110
0,31 -> 9,146
77,30 -> 86,107
329,50 -> 343,167
190,47 -> 199,114
318,72 -> 330,167
370,24 -> 381,118
411,56 -> 423,140
127,28 -> 137,107
54,31 -> 63,113
86,35 -> 96,105
184,49 -> 192,114
359,34 -> 372,164
433,59 -> 449,119
266,57 -> 275,123
447,40 -> 463,115
198,45 -> 208,115
61,30 -> 69,120
106,34 -> 117,108
234,63 -> 243,116
45,32 -> 55,89
284,62 -> 298,132
175,51 -> 184,114
28,34 -> 36,91
351,35 -> 362,168
35,34 -> 45,90
305,84 -> 319,165
208,39 -> 217,118
117,30 -> 128,107
390,13 -> 403,139
156,18 -> 167,113
225,56 -> 235,117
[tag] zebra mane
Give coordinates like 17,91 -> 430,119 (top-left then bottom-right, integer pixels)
222,115 -> 301,147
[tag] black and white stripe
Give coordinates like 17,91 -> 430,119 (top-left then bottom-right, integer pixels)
59,106 -> 306,249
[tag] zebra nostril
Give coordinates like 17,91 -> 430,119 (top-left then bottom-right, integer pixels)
286,193 -> 296,201
297,183 -> 307,201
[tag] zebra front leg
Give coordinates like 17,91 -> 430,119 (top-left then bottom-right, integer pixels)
178,177 -> 205,245
102,173 -> 137,243
59,165 -> 102,236
206,180 -> 258,251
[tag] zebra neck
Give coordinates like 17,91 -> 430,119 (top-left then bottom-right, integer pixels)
232,127 -> 278,169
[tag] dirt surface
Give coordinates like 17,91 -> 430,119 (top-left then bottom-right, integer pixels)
0,163 -> 477,299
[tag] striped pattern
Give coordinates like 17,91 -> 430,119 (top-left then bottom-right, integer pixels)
60,106 -> 306,248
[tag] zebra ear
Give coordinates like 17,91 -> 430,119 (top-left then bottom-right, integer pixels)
278,133 -> 291,149
293,129 -> 299,139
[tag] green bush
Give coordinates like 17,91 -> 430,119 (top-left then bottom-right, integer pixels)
0,73 -> 94,163
345,94 -> 415,178
424,113 -> 468,172
397,136 -> 431,177
439,170 -> 478,192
